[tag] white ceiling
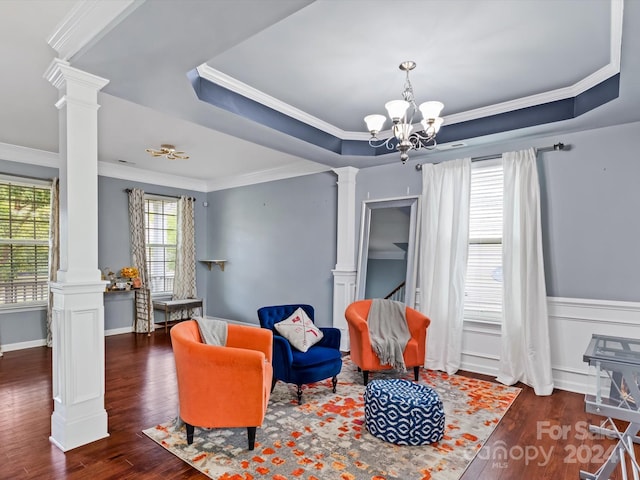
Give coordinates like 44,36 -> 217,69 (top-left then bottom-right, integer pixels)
1,0 -> 639,192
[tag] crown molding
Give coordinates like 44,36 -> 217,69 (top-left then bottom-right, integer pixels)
0,142 -> 60,168
205,161 -> 330,192
0,142 -> 325,193
98,161 -> 209,192
196,63 -> 348,140
47,0 -> 144,62
198,0 -> 622,140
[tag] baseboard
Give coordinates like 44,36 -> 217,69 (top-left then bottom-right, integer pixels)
105,326 -> 133,336
1,338 -> 47,352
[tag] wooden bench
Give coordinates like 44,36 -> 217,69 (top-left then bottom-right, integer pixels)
152,298 -> 204,333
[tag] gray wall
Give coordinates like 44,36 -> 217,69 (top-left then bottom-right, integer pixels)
205,171 -> 337,327
98,176 -> 209,330
2,119 -> 640,347
536,122 -> 640,301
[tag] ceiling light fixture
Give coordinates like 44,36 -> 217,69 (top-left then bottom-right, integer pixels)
364,61 -> 444,164
145,144 -> 189,160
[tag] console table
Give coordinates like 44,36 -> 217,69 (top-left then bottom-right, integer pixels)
152,298 -> 203,333
581,334 -> 640,479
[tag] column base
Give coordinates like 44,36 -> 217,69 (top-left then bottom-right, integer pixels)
50,408 -> 109,452
332,269 -> 357,351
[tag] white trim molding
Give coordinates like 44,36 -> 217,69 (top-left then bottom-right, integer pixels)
47,0 -> 143,62
0,142 -> 60,168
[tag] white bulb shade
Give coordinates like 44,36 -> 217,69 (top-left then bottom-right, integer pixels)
422,117 -> 444,134
364,114 -> 386,133
385,100 -> 410,121
419,101 -> 444,120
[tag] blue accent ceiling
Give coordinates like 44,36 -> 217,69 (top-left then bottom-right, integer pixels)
189,69 -> 620,157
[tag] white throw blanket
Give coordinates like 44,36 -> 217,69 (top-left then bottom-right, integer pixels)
194,317 -> 228,346
367,299 -> 410,371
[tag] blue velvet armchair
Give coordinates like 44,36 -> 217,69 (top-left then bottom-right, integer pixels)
257,304 -> 342,404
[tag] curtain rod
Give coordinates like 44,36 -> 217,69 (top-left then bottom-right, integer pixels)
124,188 -> 196,201
415,142 -> 569,171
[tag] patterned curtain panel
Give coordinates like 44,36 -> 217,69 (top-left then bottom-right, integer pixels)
172,196 -> 197,320
128,188 -> 153,333
46,178 -> 60,348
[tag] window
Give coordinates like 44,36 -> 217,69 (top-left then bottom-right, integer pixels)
145,196 -> 177,294
464,160 -> 503,322
0,175 -> 51,306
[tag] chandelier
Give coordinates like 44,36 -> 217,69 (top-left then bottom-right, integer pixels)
364,61 -> 444,164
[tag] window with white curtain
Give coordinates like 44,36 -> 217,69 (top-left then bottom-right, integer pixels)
0,175 -> 51,306
464,159 -> 504,323
145,195 -> 177,294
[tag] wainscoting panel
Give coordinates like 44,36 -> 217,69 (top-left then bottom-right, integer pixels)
547,297 -> 640,394
459,297 -> 640,394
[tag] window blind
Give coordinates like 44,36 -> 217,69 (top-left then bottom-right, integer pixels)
465,162 -> 503,318
0,180 -> 51,305
145,197 -> 177,294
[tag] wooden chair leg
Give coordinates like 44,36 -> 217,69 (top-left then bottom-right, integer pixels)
186,423 -> 194,445
247,426 -> 257,450
363,370 -> 369,386
414,366 -> 420,381
271,376 -> 277,393
296,384 -> 303,404
332,375 -> 338,393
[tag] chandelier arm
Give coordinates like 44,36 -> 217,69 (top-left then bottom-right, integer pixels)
368,137 -> 396,151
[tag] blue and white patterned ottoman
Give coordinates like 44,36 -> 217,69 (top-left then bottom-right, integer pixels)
364,378 -> 445,446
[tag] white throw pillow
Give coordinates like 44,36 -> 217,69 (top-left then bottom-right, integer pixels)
274,307 -> 324,352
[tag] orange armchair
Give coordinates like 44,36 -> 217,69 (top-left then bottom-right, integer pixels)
345,299 -> 431,385
170,320 -> 273,450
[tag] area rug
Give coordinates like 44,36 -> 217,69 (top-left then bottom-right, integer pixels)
143,356 -> 520,480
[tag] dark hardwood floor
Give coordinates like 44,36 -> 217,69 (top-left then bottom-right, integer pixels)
0,329 -> 632,479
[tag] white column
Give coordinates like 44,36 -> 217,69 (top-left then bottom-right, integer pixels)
332,167 -> 358,351
44,59 -> 109,451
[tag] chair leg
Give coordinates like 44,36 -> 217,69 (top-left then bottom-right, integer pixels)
414,366 -> 420,381
296,384 -> 303,404
186,423 -> 194,445
332,375 -> 338,393
271,376 -> 277,393
363,370 -> 369,386
247,426 -> 257,450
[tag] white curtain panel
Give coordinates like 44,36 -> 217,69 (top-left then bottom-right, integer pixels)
172,196 -> 197,307
128,188 -> 153,333
418,158 -> 471,374
46,177 -> 60,348
497,148 -> 554,396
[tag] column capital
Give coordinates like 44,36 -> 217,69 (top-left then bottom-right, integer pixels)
44,58 -> 109,92
332,166 -> 359,183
